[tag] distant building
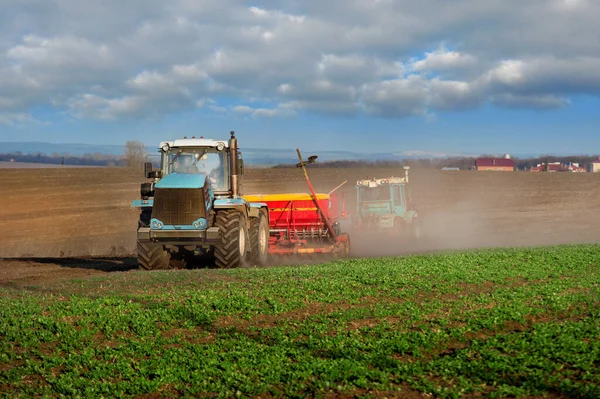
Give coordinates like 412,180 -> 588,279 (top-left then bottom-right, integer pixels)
475,155 -> 515,171
530,162 -> 562,172
588,157 -> 600,172
441,167 -> 460,171
531,162 -> 586,172
564,162 -> 586,173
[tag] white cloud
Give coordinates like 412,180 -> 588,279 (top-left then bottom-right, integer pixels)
7,35 -> 111,67
0,112 -> 40,126
361,76 -> 429,118
485,60 -> 525,86
128,71 -> 174,91
252,107 -> 295,118
412,47 -> 477,73
1,0 -> 600,123
490,94 -> 569,110
428,79 -> 482,111
233,105 -> 253,114
67,94 -> 145,120
233,104 -> 296,118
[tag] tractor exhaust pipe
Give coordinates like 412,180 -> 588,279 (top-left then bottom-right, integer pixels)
229,130 -> 239,197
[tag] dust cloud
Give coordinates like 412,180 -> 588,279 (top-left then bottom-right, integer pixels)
341,168 -> 600,258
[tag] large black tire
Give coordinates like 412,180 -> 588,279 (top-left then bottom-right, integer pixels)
137,241 -> 170,270
248,211 -> 270,267
214,210 -> 248,269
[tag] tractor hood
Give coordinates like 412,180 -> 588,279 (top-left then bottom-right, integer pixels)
155,172 -> 207,189
361,201 -> 392,215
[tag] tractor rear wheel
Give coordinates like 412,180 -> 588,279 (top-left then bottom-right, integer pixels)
248,211 -> 269,266
137,241 -> 170,270
410,217 -> 421,240
214,210 -> 248,269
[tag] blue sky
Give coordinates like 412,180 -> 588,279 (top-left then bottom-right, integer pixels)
1,0 -> 599,157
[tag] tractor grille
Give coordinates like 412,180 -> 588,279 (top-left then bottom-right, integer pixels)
152,188 -> 206,225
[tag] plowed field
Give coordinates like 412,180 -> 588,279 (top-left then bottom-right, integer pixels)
1,166 -> 599,286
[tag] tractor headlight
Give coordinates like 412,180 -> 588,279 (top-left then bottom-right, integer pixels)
161,143 -> 170,152
216,142 -> 225,151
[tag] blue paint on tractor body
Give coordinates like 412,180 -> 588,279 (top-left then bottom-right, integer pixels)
150,217 -> 208,230
249,202 -> 268,209
131,199 -> 154,208
214,198 -> 246,207
135,167 -> 268,235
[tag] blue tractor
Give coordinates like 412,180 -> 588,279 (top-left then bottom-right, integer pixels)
353,167 -> 420,238
132,131 -> 270,270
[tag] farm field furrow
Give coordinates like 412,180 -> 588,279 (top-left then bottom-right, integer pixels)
1,245 -> 598,398
1,167 -> 600,258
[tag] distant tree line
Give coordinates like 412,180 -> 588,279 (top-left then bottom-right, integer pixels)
273,155 -> 600,171
0,140 -> 149,168
0,151 -> 126,167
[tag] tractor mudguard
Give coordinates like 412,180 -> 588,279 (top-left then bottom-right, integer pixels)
132,199 -> 153,208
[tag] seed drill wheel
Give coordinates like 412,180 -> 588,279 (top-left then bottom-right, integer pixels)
214,210 -> 248,268
248,210 -> 270,267
343,236 -> 351,257
411,217 -> 421,240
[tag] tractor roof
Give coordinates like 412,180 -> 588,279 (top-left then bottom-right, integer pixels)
158,138 -> 229,149
356,176 -> 408,187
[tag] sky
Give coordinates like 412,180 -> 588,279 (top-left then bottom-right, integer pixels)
0,0 -> 599,157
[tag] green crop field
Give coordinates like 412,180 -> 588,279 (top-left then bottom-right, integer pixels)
1,245 -> 599,398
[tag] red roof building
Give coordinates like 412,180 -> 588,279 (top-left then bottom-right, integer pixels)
531,162 -> 587,172
475,158 -> 515,171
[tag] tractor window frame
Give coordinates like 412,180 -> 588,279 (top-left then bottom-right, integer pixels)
392,184 -> 406,205
161,147 -> 230,191
358,186 -> 391,202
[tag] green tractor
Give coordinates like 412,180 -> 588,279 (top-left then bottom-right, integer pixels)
131,131 -> 270,270
353,166 -> 420,238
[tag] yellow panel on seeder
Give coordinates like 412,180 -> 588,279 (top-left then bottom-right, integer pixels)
243,193 -> 330,202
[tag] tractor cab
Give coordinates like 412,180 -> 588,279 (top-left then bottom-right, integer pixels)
143,134 -> 243,197
355,167 -> 418,231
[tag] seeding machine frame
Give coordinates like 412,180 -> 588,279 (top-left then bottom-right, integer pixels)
244,149 -> 351,259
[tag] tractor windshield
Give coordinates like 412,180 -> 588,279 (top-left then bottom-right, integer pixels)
358,186 -> 391,202
166,149 -> 229,191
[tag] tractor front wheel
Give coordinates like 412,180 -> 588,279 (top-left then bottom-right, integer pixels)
248,211 -> 270,267
137,241 -> 170,270
214,210 -> 248,268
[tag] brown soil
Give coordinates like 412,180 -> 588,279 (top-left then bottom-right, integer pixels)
1,166 -> 599,286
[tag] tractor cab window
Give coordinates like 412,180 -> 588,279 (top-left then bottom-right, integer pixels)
167,149 -> 229,191
393,185 -> 404,205
358,186 -> 391,202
